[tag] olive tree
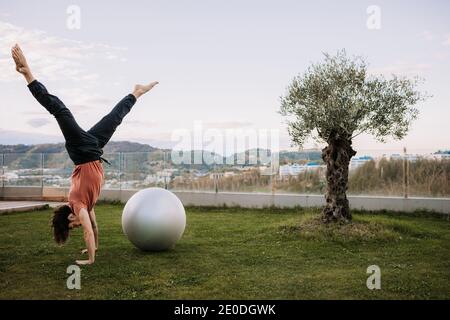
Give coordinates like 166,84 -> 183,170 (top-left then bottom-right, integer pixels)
280,50 -> 428,223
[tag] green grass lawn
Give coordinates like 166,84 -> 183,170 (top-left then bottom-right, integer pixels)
0,204 -> 449,299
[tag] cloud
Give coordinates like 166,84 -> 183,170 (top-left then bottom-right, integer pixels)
417,31 -> 450,48
123,119 -> 158,127
0,20 -> 128,83
368,62 -> 431,77
56,88 -> 115,112
0,128 -> 62,145
419,31 -> 450,47
203,121 -> 253,129
84,97 -> 114,105
21,111 -> 49,116
434,52 -> 449,60
418,31 -> 436,41
118,131 -> 177,149
27,118 -> 51,128
66,104 -> 94,112
443,35 -> 450,47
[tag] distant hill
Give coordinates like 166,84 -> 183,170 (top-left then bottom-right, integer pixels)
0,141 -> 163,169
225,148 -> 322,165
103,141 -> 160,153
0,141 -> 323,169
0,141 -> 160,154
279,150 -> 323,163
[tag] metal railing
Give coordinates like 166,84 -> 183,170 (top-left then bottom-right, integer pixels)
0,151 -> 449,198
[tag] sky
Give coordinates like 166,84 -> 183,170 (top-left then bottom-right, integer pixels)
0,0 -> 449,156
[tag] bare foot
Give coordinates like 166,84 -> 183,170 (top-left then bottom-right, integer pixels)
11,44 -> 34,83
132,81 -> 159,99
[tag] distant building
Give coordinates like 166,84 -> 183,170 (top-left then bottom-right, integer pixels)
143,168 -> 178,185
1,172 -> 19,181
232,166 -> 253,171
144,175 -> 158,184
259,166 -> 272,175
279,162 -> 324,176
224,171 -> 235,178
194,170 -> 209,178
350,156 -> 373,170
388,154 -> 421,162
209,172 -> 224,180
432,150 -> 450,160
434,153 -> 450,160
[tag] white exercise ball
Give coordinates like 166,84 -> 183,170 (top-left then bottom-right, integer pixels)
122,187 -> 186,251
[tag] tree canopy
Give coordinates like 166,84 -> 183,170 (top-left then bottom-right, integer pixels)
280,50 -> 428,146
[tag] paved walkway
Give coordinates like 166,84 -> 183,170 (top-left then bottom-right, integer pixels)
0,201 -> 65,214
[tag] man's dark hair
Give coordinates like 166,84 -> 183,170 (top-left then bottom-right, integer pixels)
52,204 -> 72,245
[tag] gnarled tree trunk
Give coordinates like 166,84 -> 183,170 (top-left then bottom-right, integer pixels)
321,137 -> 356,223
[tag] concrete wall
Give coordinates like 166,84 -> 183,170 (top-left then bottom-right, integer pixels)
0,186 -> 43,200
1,186 -> 449,214
174,191 -> 450,213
